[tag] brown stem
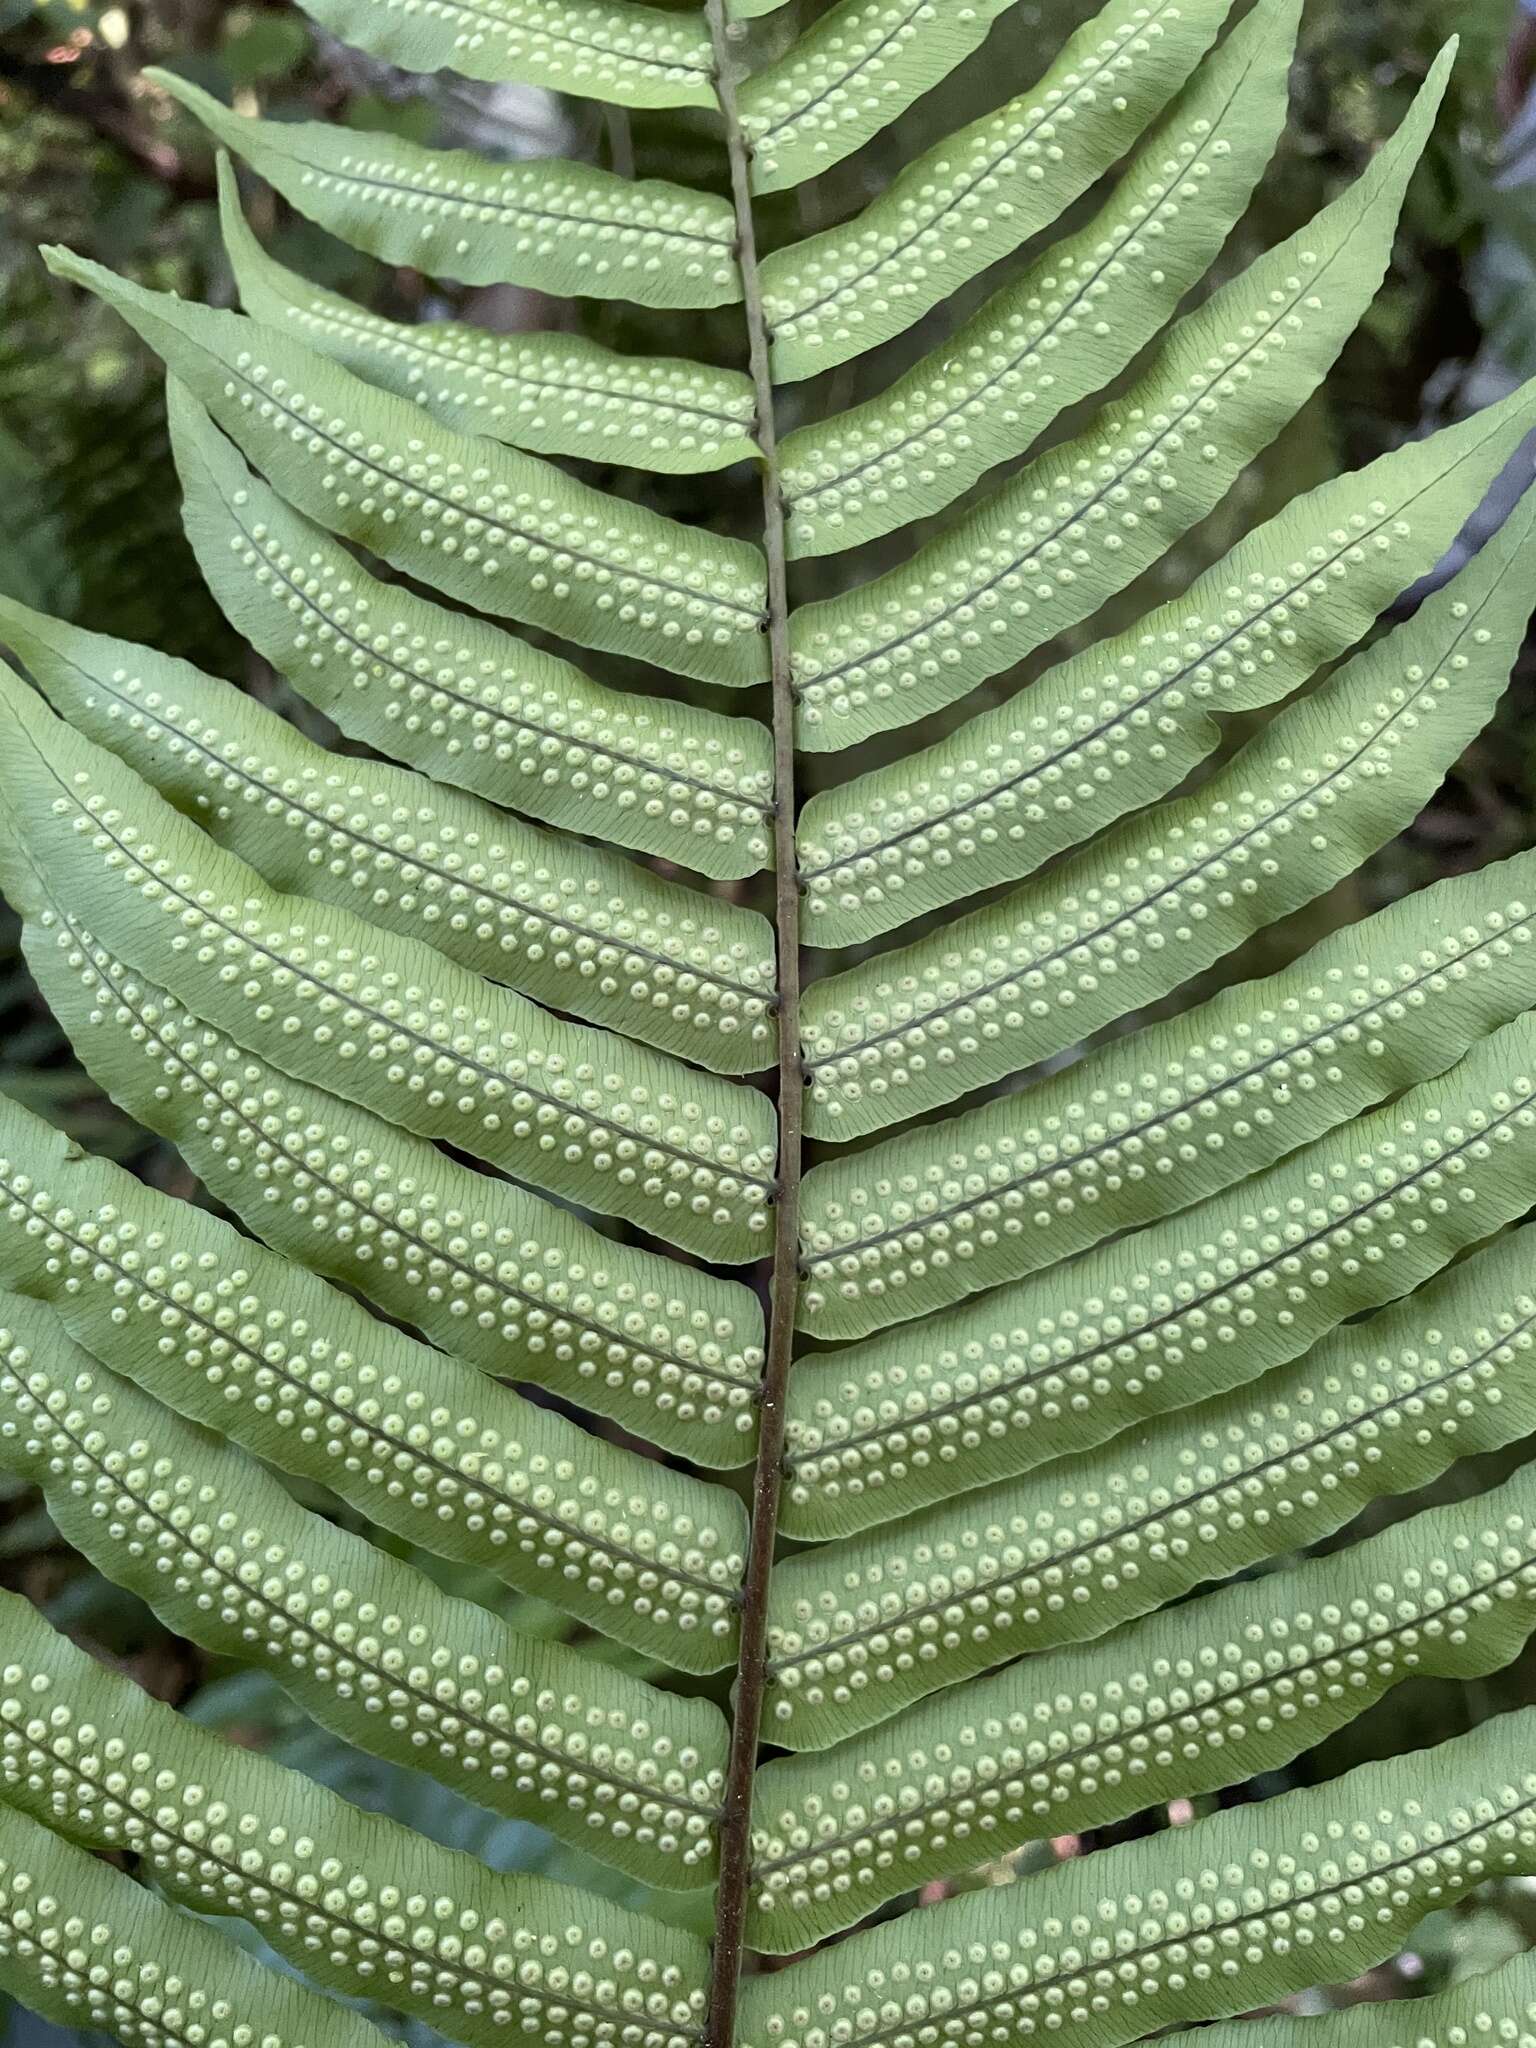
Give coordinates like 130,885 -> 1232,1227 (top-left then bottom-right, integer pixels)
704,5 -> 802,2045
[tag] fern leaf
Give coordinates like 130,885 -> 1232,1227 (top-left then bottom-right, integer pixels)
288,0 -> 717,108
19,906 -> 764,1466
771,1021 -> 1536,1738
0,1797 -> 394,2048
802,486 -> 1534,1141
770,1212 -> 1536,1859
219,160 -> 757,472
739,1713 -> 1536,2048
759,0 -> 1234,382
739,0 -> 1024,197
791,48 -> 1452,756
800,391 -> 1536,940
752,1451 -> 1536,1947
0,671 -> 778,1262
799,847 -> 1536,1339
170,392 -> 774,879
778,0 -> 1296,557
0,1290 -> 729,1886
155,72 -> 739,307
783,1006 -> 1536,1556
0,1586 -> 712,2048
0,1093 -> 749,1671
47,255 -> 771,690
1196,1952 -> 1536,2048
0,594 -> 779,1075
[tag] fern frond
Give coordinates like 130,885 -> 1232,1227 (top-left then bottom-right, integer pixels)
0,1094 -> 749,1671
0,1587 -> 711,2048
802,488 -> 1536,1139
0,593 -> 779,1074
0,1289 -> 728,1885
288,0 -> 718,107
19,907 -> 765,1466
790,47 -> 1455,756
759,0 -> 1234,381
740,1713 -> 1536,2048
800,847 -> 1536,1337
219,160 -> 758,472
169,391 -> 774,879
777,0 -> 1296,559
46,255 -> 771,689
738,0 -> 1024,196
0,1797 -> 392,2048
1195,1951 -> 1536,2048
0,670 -> 778,1261
156,73 -> 740,307
753,1447 -> 1536,1947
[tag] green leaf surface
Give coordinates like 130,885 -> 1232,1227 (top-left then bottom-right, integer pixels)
784,1008 -> 1536,1557
1194,1952 -> 1536,2048
740,1712 -> 1536,2048
0,1290 -> 729,1887
291,0 -> 718,108
219,160 -> 758,472
0,1093 -> 749,1673
0,1586 -> 712,2047
49,255 -> 771,690
790,47 -> 1450,754
0,1797 -> 395,2048
802,486 -> 1535,1141
752,1449 -> 1536,1948
0,671 -> 778,1263
778,0 -> 1295,555
740,0 -> 1022,196
770,1025 -> 1536,1740
799,847 -> 1536,1338
0,594 -> 779,1075
799,381 -> 1536,932
760,1223 -> 1536,1899
171,394 -> 774,879
760,0 -> 1235,383
19,904 -> 765,1467
156,71 -> 739,305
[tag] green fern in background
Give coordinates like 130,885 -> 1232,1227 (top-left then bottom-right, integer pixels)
5,3 -> 1536,2047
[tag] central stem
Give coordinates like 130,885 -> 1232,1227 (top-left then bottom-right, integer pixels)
704,6 -> 802,2044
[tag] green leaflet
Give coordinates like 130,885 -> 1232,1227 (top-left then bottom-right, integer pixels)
170,393 -> 773,879
790,48 -> 1451,756
783,1009 -> 1536,1557
0,1291 -> 729,1887
0,1093 -> 749,1674
218,161 -> 758,473
0,593 -> 780,1076
752,1449 -> 1536,1948
0,1590 -> 711,2048
0,1797 -> 391,2048
762,1224 -> 1536,1913
798,847 -> 1536,1339
1198,1953 -> 1536,2048
19,906 -> 765,1467
48,254 -> 770,691
759,0 -> 1234,382
0,671 -> 778,1263
802,485 -> 1535,1141
778,0 -> 1295,556
290,0 -> 717,108
799,385 -> 1536,941
740,0 -> 1022,196
739,1711 -> 1536,2048
156,72 -> 738,307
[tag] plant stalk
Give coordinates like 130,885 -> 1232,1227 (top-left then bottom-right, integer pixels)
705,5 -> 802,2042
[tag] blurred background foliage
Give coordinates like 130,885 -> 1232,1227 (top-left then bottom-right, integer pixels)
4,0 -> 1536,2039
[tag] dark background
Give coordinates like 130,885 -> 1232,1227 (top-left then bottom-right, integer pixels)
2,0 -> 1536,2033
